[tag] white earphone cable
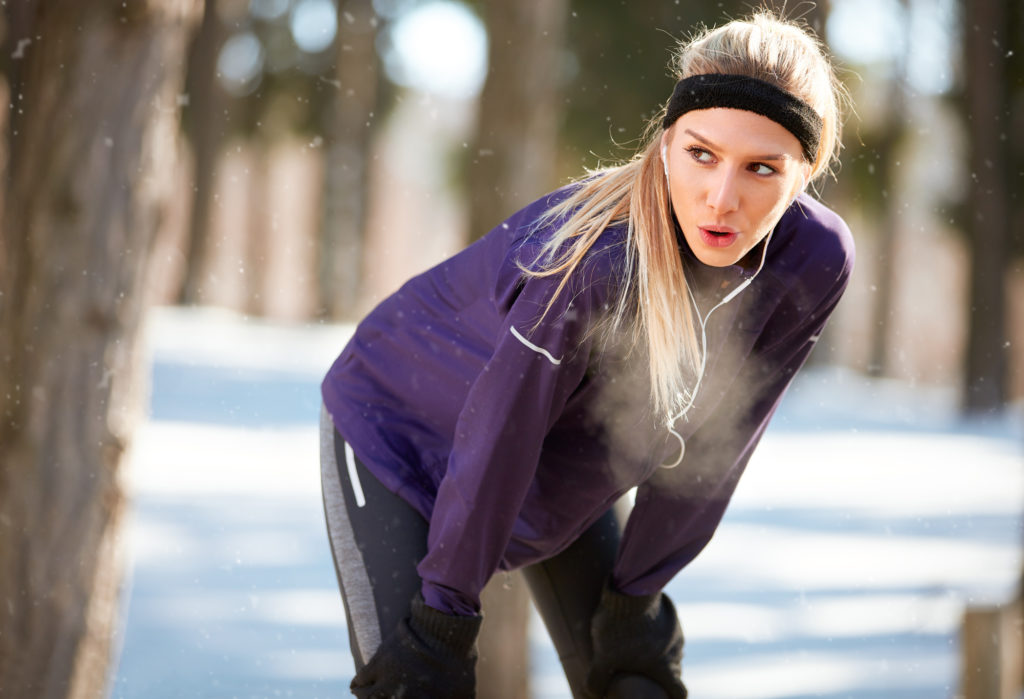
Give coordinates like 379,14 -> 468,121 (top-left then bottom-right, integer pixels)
658,141 -> 774,468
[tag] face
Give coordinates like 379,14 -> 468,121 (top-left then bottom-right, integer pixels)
661,108 -> 810,267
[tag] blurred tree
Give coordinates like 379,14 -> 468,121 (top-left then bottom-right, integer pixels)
0,1 -> 199,697
466,1 -> 569,694
172,0 -> 384,319
465,0 -> 569,243
246,140 -> 274,315
319,0 -> 381,319
180,0 -> 229,305
960,0 -> 1012,413
1000,0 -> 1023,407
866,0 -> 910,378
1011,1 -> 1024,265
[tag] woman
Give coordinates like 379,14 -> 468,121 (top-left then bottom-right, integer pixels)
320,9 -> 854,698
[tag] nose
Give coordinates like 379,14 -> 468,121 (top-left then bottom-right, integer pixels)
706,168 -> 740,213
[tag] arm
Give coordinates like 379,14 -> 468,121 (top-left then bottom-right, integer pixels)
418,263 -> 609,615
612,241 -> 853,595
583,237 -> 851,697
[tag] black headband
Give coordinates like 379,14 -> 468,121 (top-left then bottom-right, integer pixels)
662,73 -> 823,162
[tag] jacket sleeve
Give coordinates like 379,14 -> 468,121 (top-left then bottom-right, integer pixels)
417,262 -> 608,615
610,237 -> 854,596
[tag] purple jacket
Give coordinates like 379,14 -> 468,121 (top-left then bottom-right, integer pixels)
322,185 -> 854,615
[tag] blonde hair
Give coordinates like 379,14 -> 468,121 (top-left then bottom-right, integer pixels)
526,9 -> 847,421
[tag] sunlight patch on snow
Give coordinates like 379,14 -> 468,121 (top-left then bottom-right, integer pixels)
125,501 -> 325,573
687,523 -> 1021,600
139,588 -> 341,628
798,592 -> 961,637
741,430 -> 1023,517
126,518 -> 199,567
678,602 -> 783,642
680,593 -> 963,643
251,589 -> 346,626
212,531 -> 320,567
143,305 -> 353,375
263,649 -> 353,680
686,649 -> 953,699
148,591 -> 263,623
127,422 -> 320,496
779,366 -> 961,427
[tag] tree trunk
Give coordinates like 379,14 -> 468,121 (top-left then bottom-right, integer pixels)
0,2 -> 198,697
961,599 -> 1024,699
179,0 -> 228,305
962,0 -> 1011,413
867,0 -> 910,378
795,0 -> 835,369
245,142 -> 272,316
318,0 -> 379,320
466,0 -> 569,243
469,1 -> 570,696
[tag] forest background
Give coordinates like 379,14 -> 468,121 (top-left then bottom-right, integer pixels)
0,0 -> 1021,697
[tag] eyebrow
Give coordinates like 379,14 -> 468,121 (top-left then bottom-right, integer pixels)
683,128 -> 791,162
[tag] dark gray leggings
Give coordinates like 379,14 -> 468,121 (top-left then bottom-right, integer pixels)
319,407 -> 640,697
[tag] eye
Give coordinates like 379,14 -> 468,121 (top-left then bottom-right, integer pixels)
686,146 -> 714,164
750,162 -> 777,176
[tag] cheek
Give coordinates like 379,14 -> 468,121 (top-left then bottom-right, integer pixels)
752,184 -> 791,218
667,166 -> 702,205
748,195 -> 793,240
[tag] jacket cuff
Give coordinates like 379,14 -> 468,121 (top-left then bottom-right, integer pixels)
600,582 -> 663,620
410,593 -> 483,656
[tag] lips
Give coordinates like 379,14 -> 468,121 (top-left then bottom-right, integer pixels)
698,226 -> 739,248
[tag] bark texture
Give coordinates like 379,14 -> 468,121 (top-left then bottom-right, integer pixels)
179,0 -> 227,305
962,0 -> 1011,412
319,0 -> 379,320
0,1 -> 198,696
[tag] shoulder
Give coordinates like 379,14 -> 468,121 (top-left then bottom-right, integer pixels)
777,195 -> 855,277
767,194 -> 855,299
492,182 -> 587,243
750,196 -> 855,349
495,182 -> 627,300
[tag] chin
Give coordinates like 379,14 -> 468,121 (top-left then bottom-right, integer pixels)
693,247 -> 744,268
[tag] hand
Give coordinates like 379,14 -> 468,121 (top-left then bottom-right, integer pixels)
585,583 -> 687,699
350,593 -> 482,699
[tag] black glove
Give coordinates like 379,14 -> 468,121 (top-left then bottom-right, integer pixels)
585,583 -> 688,699
350,593 -> 482,699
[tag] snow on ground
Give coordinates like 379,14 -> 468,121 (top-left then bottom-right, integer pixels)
111,306 -> 1023,699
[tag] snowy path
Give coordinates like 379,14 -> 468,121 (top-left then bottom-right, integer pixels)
111,307 -> 1023,699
